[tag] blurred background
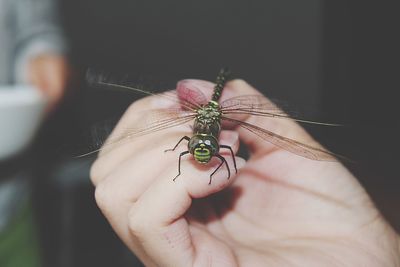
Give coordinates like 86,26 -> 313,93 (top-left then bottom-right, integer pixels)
0,0 -> 398,266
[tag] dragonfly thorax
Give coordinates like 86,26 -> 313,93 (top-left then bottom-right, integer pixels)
194,101 -> 222,137
188,134 -> 219,163
196,101 -> 221,123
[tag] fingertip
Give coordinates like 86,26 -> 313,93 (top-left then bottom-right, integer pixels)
177,79 -> 215,90
226,79 -> 259,94
227,79 -> 248,87
176,79 -> 215,102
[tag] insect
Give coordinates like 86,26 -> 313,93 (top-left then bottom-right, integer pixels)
164,69 -> 237,184
86,68 -> 341,184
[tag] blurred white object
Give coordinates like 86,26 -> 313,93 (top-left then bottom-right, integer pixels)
0,85 -> 47,161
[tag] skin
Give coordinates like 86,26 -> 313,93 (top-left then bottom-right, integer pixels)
90,79 -> 400,267
27,53 -> 70,112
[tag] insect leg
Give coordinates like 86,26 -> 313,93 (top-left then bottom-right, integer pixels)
209,154 -> 230,185
173,150 -> 190,182
165,136 -> 191,152
220,145 -> 237,174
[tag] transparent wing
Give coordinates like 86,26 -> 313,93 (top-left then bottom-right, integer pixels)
220,95 -> 341,126
221,94 -> 287,114
222,116 -> 339,161
87,69 -> 204,112
78,108 -> 196,157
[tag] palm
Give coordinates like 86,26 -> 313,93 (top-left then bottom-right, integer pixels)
185,148 -> 397,266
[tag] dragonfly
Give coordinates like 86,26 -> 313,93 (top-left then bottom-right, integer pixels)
85,68 -> 341,184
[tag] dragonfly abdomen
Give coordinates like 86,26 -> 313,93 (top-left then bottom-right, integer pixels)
211,68 -> 231,102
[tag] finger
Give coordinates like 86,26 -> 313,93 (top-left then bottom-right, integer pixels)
91,84 -> 241,184
94,129 -> 240,219
90,94 -> 189,184
92,81 -> 237,184
94,131 -> 241,265
127,156 -> 246,266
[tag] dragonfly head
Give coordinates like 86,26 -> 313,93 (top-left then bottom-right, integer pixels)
189,135 -> 219,164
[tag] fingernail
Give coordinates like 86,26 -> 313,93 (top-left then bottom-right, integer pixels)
177,79 -> 214,91
177,79 -> 215,104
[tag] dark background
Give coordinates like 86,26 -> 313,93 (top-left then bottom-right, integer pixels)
31,0 -> 399,266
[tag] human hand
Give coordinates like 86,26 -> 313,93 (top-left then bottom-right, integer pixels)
90,79 -> 400,267
27,53 -> 69,112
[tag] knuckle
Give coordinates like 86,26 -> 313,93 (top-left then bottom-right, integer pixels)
127,206 -> 148,237
228,79 -> 259,94
229,79 -> 248,87
89,160 -> 101,185
94,182 -> 114,215
125,96 -> 153,115
115,96 -> 156,129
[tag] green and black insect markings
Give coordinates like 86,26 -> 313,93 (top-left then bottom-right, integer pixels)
211,67 -> 231,102
85,67 -> 344,184
165,68 -> 237,185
